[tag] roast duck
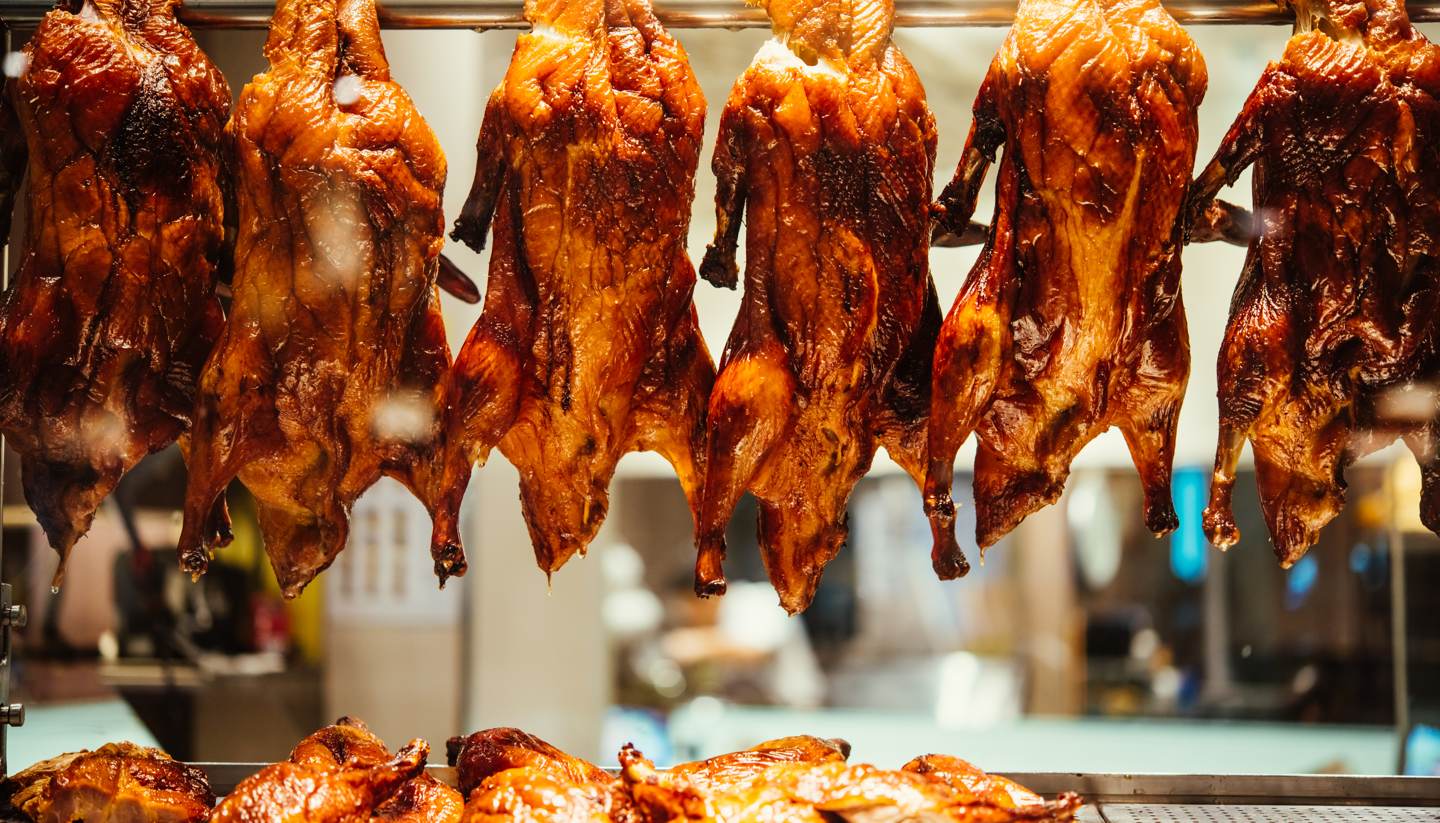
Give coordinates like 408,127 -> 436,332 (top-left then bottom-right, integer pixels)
3,0 -> 1428,602
1188,0 -> 1440,564
176,0 -> 459,597
694,0 -> 943,614
0,0 -> 231,586
434,0 -> 715,580
922,0 -> 1219,577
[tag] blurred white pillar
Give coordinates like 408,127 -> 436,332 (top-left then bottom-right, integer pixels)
462,457 -> 612,761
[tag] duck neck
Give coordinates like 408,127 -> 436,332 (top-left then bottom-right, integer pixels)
763,0 -> 894,68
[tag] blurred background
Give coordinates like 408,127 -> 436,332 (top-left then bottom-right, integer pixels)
5,16 -> 1440,778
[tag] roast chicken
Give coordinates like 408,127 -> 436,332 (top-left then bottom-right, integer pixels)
1188,0 -> 1440,563
0,0 -> 230,586
374,774 -> 465,823
212,718 -> 444,823
1,742 -> 214,823
622,740 -> 1079,822
902,755 -> 1083,822
695,0 -> 942,613
924,0 -> 1209,574
448,727 -> 638,822
177,0 -> 457,596
435,0 -> 713,580
450,728 -> 1077,822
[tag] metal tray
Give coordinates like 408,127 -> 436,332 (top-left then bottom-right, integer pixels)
1018,774 -> 1440,822
193,766 -> 1440,820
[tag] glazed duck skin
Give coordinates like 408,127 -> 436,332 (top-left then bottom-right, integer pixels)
1189,0 -> 1440,563
178,0 -> 456,596
0,0 -> 231,584
695,0 -> 942,614
437,0 -> 714,578
924,0 -> 1208,574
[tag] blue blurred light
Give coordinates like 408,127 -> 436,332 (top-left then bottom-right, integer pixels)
1349,543 -> 1371,575
1170,466 -> 1208,585
1406,724 -> 1440,776
1285,554 -> 1319,609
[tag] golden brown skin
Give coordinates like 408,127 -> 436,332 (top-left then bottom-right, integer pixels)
437,0 -> 714,579
211,718 -> 430,823
924,0 -> 1208,574
0,0 -> 231,586
177,0 -> 456,597
373,774 -> 464,823
695,0 -> 941,614
621,738 -> 1079,822
448,728 -> 637,822
903,755 -> 1082,821
1188,0 -> 1440,565
448,729 -> 1078,822
1,742 -> 214,823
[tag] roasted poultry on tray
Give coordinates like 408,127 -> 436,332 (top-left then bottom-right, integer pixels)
212,717 -> 457,823
448,728 -> 1081,822
0,0 -> 231,586
924,0 -> 1209,574
178,0 -> 458,597
436,0 -> 714,581
449,727 -> 638,821
0,742 -> 214,823
1188,0 -> 1440,564
694,0 -> 943,614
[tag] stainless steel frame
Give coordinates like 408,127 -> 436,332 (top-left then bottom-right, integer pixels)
0,27 -> 23,779
0,0 -> 1434,27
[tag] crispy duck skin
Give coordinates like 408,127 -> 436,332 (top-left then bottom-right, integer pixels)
211,718 -> 432,823
436,0 -> 714,578
1,742 -> 214,823
923,0 -> 1208,573
448,728 -> 638,822
177,0 -> 457,596
0,0 -> 231,585
621,738 -> 1079,822
694,0 -> 942,613
1188,0 -> 1440,563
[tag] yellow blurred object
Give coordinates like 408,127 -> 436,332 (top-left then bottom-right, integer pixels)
1387,458 -> 1426,534
1353,489 -> 1388,530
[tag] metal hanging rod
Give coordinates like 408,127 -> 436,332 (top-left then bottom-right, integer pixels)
0,0 -> 1409,29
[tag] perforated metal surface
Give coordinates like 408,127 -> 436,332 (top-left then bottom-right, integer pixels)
1097,806 -> 1440,822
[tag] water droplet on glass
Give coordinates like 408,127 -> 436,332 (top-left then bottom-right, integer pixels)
333,74 -> 363,107
3,52 -> 29,79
